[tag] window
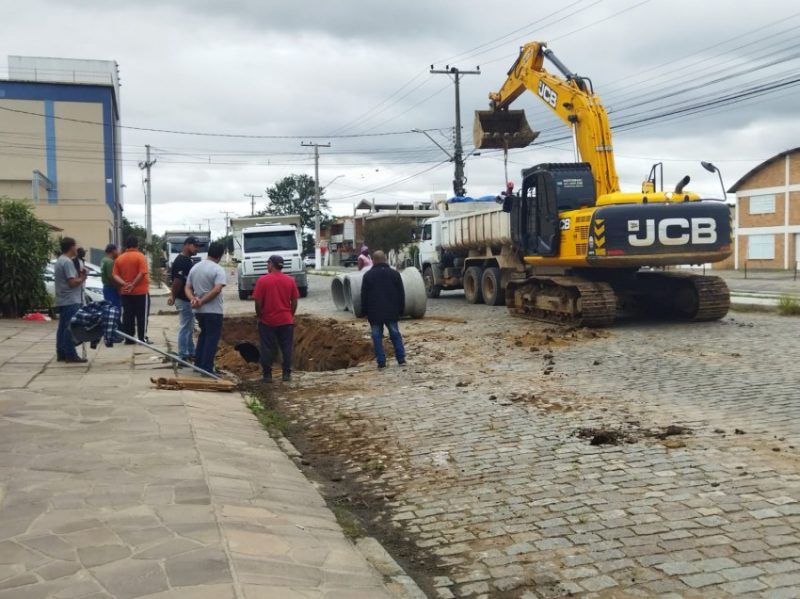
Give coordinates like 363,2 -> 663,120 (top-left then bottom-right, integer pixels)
749,194 -> 775,215
747,234 -> 774,260
422,224 -> 432,241
243,230 -> 297,253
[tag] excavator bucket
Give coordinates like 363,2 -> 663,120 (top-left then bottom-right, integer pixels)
473,109 -> 539,150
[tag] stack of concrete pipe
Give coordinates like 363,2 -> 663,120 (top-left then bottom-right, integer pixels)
330,267 -> 427,319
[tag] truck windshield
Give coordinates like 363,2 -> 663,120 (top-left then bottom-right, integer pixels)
169,241 -> 209,253
244,231 -> 297,253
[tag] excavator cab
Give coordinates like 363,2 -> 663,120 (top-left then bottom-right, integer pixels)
512,164 -> 596,258
473,110 -> 538,150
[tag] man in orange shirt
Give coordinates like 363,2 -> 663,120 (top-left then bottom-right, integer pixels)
112,236 -> 150,343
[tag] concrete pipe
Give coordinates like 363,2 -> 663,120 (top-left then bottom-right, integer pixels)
341,267 -> 427,320
330,274 -> 348,311
400,266 -> 427,319
344,272 -> 365,317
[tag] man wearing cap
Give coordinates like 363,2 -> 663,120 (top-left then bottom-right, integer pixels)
167,237 -> 199,361
100,244 -> 121,308
252,255 -> 299,382
186,242 -> 227,376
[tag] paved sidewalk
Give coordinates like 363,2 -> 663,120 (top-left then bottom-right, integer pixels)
0,316 -> 394,598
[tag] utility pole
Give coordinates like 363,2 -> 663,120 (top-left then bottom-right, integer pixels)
138,144 -> 157,244
219,211 -> 233,238
244,193 -> 262,216
301,141 -> 331,270
430,65 -> 480,197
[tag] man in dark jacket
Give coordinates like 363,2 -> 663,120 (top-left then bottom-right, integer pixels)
360,251 -> 406,368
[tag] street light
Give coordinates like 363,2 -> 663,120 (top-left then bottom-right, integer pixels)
701,161 -> 728,202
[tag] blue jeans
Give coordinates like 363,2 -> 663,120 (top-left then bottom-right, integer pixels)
102,285 -> 121,308
175,298 -> 196,358
370,321 -> 405,366
56,304 -> 81,359
195,313 -> 223,375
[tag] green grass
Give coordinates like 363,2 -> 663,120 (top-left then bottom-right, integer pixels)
777,295 -> 800,316
246,396 -> 288,436
330,505 -> 362,539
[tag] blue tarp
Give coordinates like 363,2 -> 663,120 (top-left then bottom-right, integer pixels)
448,195 -> 497,203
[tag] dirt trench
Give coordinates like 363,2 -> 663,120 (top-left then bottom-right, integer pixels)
216,314 -> 378,376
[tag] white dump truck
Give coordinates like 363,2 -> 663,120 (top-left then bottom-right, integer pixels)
418,198 -> 522,306
230,215 -> 307,300
164,230 -> 210,280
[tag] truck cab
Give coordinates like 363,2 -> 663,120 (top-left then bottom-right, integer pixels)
236,223 -> 308,299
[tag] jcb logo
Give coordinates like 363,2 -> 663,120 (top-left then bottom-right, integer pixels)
538,81 -> 558,109
627,217 -> 717,247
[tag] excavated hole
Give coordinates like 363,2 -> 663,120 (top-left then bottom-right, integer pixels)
217,314 -> 379,376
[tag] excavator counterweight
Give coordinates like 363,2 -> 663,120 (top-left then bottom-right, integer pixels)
473,110 -> 538,150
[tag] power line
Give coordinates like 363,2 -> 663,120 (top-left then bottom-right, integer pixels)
0,104 -> 441,139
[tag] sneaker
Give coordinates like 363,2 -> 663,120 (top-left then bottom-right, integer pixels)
397,360 -> 406,366
281,372 -> 291,382
56,354 -> 65,362
262,376 -> 273,383
64,357 -> 88,364
377,363 -> 386,369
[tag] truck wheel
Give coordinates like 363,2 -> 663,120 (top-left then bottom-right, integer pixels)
298,286 -> 308,298
423,267 -> 441,299
482,267 -> 505,306
238,289 -> 249,300
464,266 -> 484,304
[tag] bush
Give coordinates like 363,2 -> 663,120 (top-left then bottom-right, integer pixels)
0,199 -> 54,317
777,295 -> 800,316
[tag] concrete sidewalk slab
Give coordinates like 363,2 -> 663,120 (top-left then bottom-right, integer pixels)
0,317 -> 396,599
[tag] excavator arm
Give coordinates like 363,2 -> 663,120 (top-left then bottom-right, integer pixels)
476,42 -> 620,196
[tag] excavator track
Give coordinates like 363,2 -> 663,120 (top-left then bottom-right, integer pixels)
633,271 -> 730,321
506,276 -> 617,327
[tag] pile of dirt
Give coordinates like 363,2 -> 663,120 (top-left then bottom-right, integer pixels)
217,314 -> 376,375
575,423 -> 693,446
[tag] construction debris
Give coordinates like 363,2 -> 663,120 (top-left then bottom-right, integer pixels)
151,376 -> 237,392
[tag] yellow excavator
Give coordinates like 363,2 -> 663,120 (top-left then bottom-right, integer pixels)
473,42 -> 732,326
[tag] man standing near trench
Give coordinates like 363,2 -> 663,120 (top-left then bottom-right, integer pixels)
113,236 -> 150,344
167,236 -> 199,361
252,255 -> 299,383
186,242 -> 226,376
360,250 -> 406,369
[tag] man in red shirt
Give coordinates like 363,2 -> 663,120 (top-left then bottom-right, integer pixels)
252,255 -> 299,382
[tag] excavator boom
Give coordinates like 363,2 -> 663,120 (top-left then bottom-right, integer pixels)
474,42 -> 620,196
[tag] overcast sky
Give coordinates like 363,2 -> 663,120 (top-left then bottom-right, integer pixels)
2,0 -> 799,238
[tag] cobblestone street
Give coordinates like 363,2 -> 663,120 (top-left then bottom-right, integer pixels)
266,276 -> 800,598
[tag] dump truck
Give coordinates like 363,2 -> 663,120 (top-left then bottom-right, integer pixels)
164,230 -> 210,280
230,215 -> 307,300
421,41 -> 732,326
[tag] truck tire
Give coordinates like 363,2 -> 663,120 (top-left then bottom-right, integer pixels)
238,289 -> 249,300
423,266 -> 441,299
482,267 -> 505,306
464,266 -> 484,304
298,286 -> 308,298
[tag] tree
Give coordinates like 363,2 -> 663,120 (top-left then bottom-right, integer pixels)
0,198 -> 55,317
363,217 -> 417,254
258,174 -> 331,232
214,234 -> 234,254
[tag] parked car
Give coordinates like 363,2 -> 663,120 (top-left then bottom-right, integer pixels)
341,255 -> 358,267
43,263 -> 104,304
303,255 -> 316,268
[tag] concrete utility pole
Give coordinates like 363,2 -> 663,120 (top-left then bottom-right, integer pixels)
219,211 -> 233,238
430,65 -> 480,197
301,141 -> 331,270
244,193 -> 262,216
138,145 -> 157,244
